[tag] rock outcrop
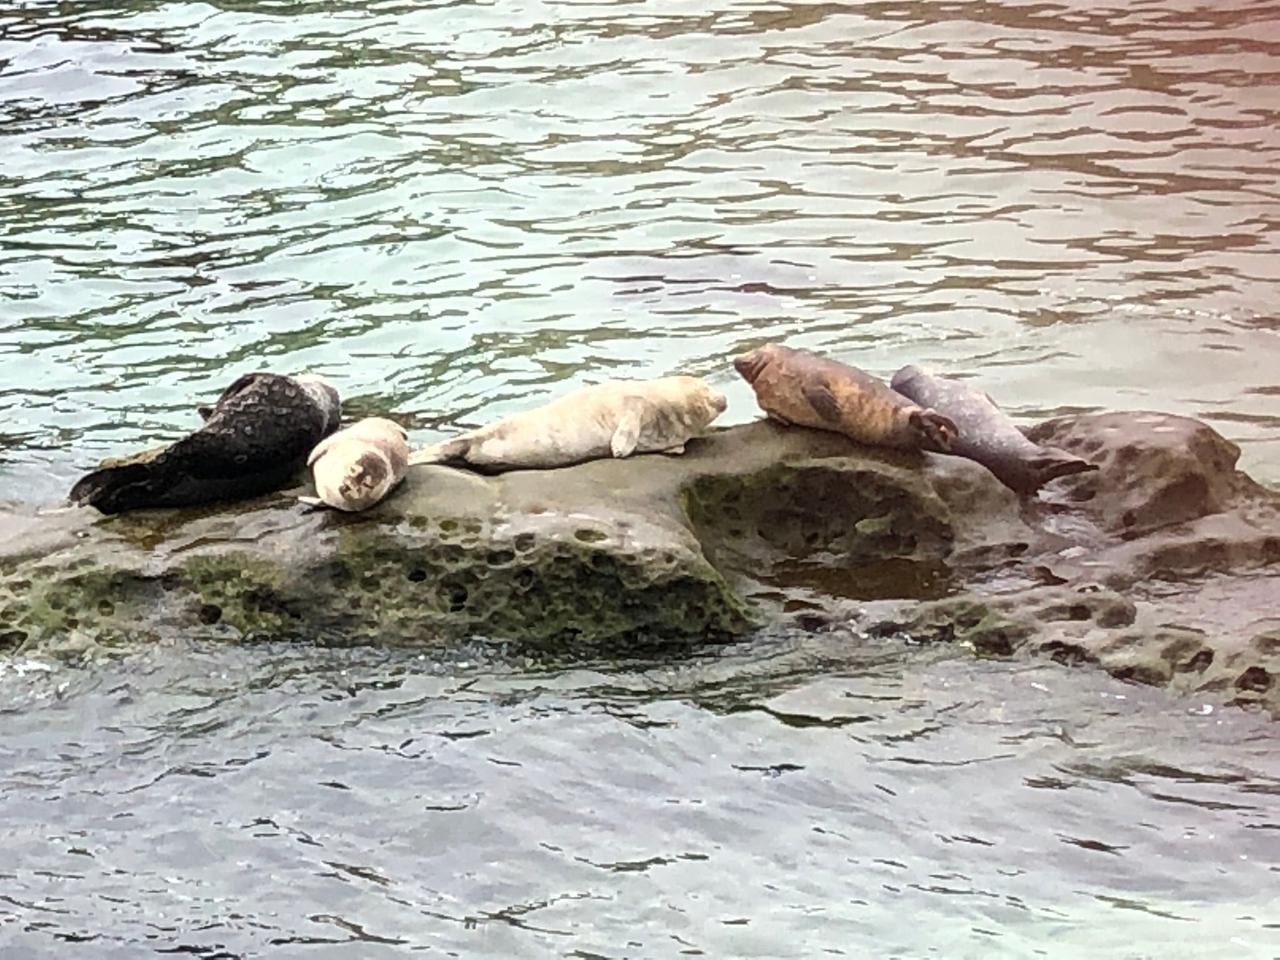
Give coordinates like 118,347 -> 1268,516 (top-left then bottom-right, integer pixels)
1,412 -> 1277,715
858,413 -> 1280,714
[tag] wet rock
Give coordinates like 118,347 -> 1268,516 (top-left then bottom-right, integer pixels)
1026,411 -> 1271,537
0,466 -> 751,652
0,422 -> 1015,654
2,412 -> 1277,716
855,412 -> 1280,716
863,583 -> 1280,715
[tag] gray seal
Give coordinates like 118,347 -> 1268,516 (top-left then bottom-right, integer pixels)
69,372 -> 340,514
890,364 -> 1096,495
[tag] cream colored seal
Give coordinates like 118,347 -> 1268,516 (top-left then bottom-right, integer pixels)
408,376 -> 727,470
299,417 -> 409,512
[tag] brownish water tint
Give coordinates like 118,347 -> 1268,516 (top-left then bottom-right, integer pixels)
762,556 -> 953,600
2,1 -> 1279,956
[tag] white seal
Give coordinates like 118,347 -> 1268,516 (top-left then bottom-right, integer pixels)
299,417 -> 409,512
408,376 -> 727,470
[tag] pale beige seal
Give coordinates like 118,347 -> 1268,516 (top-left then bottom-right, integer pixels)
299,417 -> 409,512
408,376 -> 727,471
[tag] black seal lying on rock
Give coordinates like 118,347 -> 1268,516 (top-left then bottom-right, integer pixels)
890,364 -> 1096,495
69,372 -> 340,514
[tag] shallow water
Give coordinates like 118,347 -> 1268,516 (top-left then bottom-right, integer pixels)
2,0 -> 1280,956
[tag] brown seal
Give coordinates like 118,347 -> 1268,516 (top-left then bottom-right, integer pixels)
734,344 -> 957,451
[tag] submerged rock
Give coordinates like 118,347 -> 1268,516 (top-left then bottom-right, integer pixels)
0,412 -> 1277,715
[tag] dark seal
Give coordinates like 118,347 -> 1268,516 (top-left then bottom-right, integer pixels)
69,373 -> 340,514
890,364 -> 1097,495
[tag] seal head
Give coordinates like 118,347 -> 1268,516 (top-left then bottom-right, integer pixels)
302,417 -> 409,512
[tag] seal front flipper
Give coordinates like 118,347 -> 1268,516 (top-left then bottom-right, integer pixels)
909,409 -> 959,452
800,378 -> 842,424
609,406 -> 643,458
307,432 -> 340,467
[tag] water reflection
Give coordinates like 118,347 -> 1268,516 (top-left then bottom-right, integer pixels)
2,1 -> 1279,952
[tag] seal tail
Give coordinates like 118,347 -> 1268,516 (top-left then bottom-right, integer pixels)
407,436 -> 471,467
68,461 -> 162,515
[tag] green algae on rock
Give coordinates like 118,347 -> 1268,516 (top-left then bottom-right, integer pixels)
0,421 -> 1023,654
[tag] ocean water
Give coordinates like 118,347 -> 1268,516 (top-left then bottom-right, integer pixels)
1,0 -> 1278,956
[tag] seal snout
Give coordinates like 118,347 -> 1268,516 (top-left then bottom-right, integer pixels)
342,452 -> 389,497
733,350 -> 767,384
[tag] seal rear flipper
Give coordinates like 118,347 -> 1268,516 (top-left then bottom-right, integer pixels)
1028,449 -> 1098,489
909,408 -> 959,452
408,436 -> 471,466
610,408 -> 643,458
68,461 -> 160,515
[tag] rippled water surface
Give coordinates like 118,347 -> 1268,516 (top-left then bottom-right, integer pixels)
2,640 -> 1279,958
3,0 -> 1280,497
3,0 -> 1280,956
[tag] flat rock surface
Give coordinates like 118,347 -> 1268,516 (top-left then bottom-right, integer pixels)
1,413 -> 1277,716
